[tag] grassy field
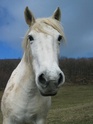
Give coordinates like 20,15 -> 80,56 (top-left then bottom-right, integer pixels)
0,85 -> 93,124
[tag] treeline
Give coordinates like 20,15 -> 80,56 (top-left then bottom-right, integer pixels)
0,59 -> 20,89
59,58 -> 93,85
0,58 -> 93,89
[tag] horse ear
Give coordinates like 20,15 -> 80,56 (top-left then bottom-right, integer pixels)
24,7 -> 35,26
52,7 -> 61,21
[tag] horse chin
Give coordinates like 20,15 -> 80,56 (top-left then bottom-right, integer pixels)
39,90 -> 57,96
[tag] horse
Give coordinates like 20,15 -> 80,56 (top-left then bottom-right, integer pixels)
1,7 -> 65,124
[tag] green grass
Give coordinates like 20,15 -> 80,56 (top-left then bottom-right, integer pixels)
47,85 -> 93,124
0,85 -> 93,124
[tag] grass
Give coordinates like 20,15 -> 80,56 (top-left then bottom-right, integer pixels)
0,85 -> 93,124
47,85 -> 93,124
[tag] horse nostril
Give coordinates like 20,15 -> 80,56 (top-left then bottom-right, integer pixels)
38,73 -> 47,87
58,73 -> 63,85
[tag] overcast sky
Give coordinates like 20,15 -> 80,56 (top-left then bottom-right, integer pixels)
0,0 -> 93,59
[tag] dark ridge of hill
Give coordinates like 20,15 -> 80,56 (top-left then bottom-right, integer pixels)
0,58 -> 93,89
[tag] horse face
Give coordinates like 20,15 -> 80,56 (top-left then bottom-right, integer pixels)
28,26 -> 65,96
24,7 -> 65,96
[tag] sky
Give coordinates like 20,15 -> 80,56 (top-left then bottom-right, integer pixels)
0,0 -> 93,59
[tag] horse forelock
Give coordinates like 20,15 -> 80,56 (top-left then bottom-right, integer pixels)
33,18 -> 65,37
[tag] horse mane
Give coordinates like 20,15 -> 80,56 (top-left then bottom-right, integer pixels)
23,17 -> 65,54
32,18 -> 65,37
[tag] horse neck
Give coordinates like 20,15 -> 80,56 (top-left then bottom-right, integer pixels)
18,53 -> 37,93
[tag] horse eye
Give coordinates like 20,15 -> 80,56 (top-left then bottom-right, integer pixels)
58,35 -> 62,41
28,35 -> 34,41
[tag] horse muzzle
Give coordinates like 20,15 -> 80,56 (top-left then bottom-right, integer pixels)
37,70 -> 65,96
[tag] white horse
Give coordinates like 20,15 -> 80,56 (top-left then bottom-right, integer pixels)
1,7 -> 65,124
